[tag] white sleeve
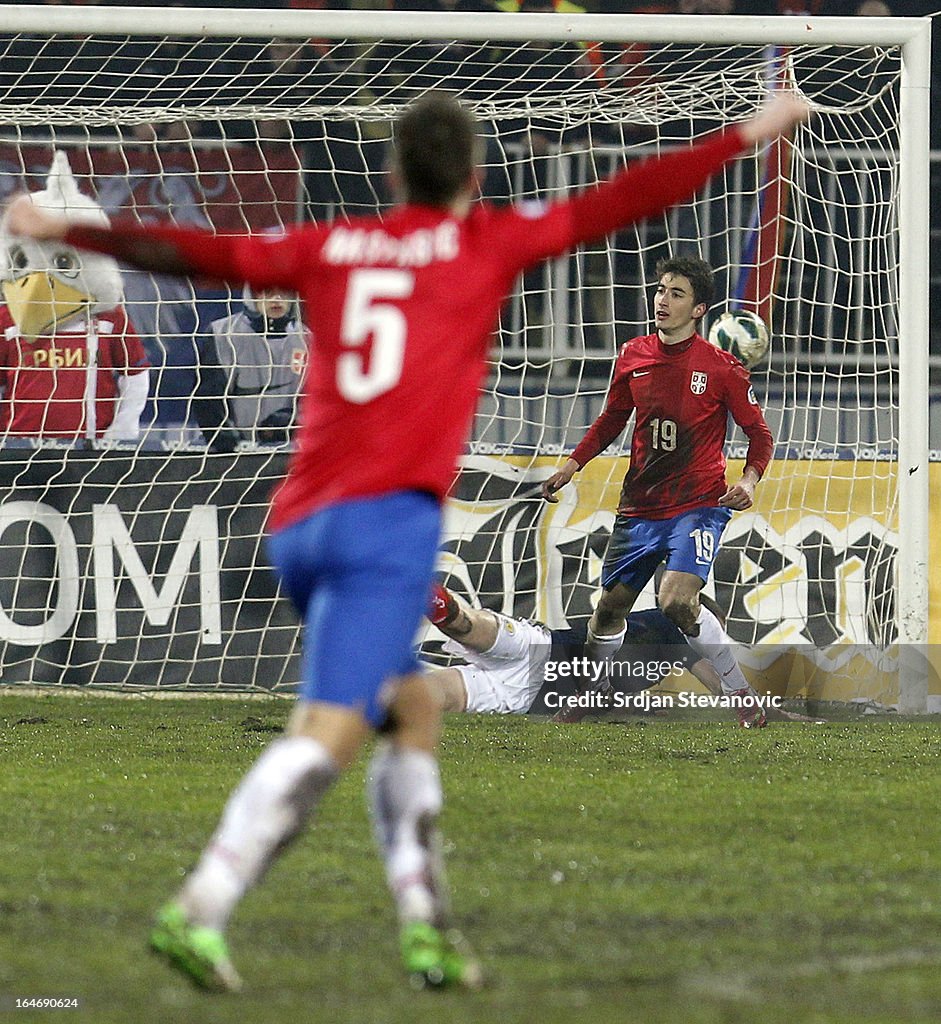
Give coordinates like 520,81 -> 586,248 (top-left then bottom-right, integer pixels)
104,369 -> 149,441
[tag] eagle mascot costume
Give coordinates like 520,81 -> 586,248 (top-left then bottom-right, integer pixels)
0,152 -> 149,441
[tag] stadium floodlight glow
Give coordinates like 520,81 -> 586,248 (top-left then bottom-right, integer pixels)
0,6 -> 930,712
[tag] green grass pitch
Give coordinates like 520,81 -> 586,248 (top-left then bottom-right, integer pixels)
2,694 -> 941,1024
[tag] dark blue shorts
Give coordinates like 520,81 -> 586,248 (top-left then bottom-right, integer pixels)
268,491 -> 441,727
601,506 -> 732,592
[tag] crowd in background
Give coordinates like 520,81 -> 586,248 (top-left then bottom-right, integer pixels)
0,0 -> 936,447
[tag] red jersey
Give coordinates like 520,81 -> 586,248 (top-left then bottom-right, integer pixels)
0,307 -> 149,439
571,332 -> 773,520
66,127 -> 747,532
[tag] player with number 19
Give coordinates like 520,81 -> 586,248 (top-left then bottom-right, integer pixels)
5,94 -> 806,993
542,256 -> 773,672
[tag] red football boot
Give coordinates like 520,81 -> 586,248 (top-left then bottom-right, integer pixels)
730,687 -> 768,729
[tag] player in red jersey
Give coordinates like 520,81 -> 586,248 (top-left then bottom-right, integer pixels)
6,92 -> 807,992
542,255 -> 773,694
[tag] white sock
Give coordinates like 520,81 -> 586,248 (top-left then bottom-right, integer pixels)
686,606 -> 752,694
585,623 -> 627,664
583,623 -> 627,692
179,735 -> 338,931
367,742 -> 448,928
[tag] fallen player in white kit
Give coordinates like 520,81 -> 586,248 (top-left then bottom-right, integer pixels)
423,583 -> 821,727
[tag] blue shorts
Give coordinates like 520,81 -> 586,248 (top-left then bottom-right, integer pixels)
601,506 -> 732,592
268,491 -> 441,727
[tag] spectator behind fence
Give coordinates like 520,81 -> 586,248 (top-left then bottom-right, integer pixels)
0,152 -> 149,443
195,285 -> 308,452
489,0 -> 598,161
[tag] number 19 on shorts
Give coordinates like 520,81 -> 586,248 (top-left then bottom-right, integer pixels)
689,528 -> 715,566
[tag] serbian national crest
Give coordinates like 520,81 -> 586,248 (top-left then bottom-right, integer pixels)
690,371 -> 708,395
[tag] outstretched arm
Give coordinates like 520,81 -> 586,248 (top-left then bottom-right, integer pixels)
2,199 -> 200,275
2,201 -> 309,292
515,93 -> 810,269
736,94 -> 810,147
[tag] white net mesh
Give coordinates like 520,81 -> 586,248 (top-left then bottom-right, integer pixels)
0,17 -> 918,704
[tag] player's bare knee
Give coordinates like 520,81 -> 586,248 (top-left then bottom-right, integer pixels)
426,668 -> 468,714
592,608 -> 627,636
593,589 -> 632,635
439,603 -> 475,638
661,595 -> 699,635
286,700 -> 370,769
436,596 -> 501,654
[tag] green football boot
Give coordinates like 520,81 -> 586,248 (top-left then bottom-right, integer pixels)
149,902 -> 243,993
400,920 -> 483,990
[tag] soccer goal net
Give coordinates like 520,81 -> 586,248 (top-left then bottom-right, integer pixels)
0,7 -> 931,711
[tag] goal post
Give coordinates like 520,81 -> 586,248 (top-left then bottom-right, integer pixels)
894,15 -> 931,713
0,6 -> 931,710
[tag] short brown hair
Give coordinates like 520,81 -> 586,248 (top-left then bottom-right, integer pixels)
655,256 -> 715,309
395,91 -> 479,206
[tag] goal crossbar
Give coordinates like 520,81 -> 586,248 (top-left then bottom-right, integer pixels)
0,7 -> 930,47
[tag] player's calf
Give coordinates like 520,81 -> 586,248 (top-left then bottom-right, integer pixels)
175,735 -> 339,936
428,584 -> 505,654
659,594 -> 700,636
368,742 -> 446,923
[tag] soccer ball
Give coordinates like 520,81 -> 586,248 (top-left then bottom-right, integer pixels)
707,310 -> 770,369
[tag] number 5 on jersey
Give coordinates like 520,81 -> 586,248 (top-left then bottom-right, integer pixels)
337,268 -> 415,403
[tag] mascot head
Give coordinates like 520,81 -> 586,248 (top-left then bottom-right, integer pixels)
0,151 -> 123,341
